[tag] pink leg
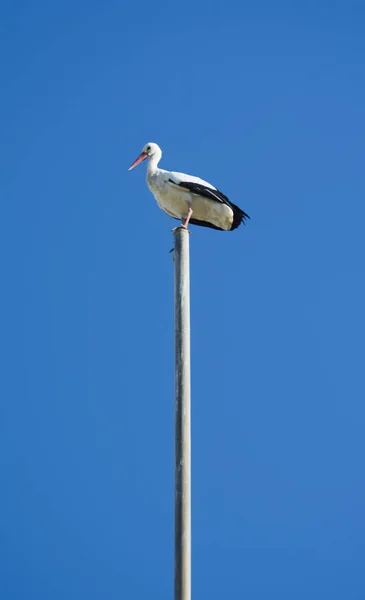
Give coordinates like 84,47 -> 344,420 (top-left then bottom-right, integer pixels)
182,207 -> 193,228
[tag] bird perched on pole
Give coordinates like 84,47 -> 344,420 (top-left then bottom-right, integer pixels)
128,143 -> 250,231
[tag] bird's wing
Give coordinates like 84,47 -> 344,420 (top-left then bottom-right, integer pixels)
169,171 -> 216,189
168,171 -> 229,205
167,170 -> 250,228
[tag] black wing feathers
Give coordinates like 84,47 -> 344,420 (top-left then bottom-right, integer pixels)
169,179 -> 227,204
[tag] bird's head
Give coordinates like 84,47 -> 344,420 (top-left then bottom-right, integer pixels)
128,142 -> 162,170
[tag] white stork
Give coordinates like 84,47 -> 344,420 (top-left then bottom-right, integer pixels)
128,143 -> 250,231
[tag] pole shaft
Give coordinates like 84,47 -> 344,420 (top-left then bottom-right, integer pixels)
174,227 -> 191,600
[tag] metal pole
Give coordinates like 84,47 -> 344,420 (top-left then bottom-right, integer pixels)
173,226 -> 191,600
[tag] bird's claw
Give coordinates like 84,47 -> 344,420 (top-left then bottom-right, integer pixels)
171,226 -> 191,234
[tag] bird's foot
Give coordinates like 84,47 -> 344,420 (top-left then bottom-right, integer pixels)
171,225 -> 191,233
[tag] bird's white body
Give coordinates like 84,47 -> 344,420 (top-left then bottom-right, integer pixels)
128,143 -> 249,231
146,163 -> 234,231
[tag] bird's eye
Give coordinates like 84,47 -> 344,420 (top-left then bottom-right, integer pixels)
147,146 -> 151,152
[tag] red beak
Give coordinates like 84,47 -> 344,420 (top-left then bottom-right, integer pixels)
128,151 -> 148,171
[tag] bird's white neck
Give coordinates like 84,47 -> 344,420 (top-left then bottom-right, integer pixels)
147,149 -> 162,174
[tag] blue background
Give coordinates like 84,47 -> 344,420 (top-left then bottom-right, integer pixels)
1,1 -> 364,598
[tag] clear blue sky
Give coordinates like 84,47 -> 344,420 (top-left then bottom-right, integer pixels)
1,1 -> 364,598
